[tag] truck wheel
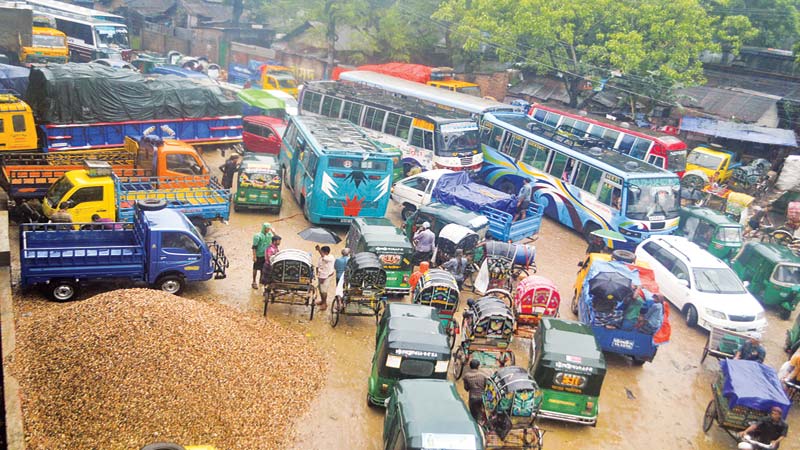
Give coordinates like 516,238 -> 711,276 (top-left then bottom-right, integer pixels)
136,199 -> 168,211
48,280 -> 78,302
401,205 -> 416,221
157,276 -> 185,295
191,220 -> 208,236
140,444 -> 185,450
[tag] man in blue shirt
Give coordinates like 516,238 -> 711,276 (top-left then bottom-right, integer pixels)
636,294 -> 664,334
514,178 -> 533,221
334,248 -> 351,283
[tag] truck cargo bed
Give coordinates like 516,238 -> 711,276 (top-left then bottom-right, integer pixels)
116,177 -> 230,222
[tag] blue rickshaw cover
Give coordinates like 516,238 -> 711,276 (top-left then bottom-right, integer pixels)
720,359 -> 791,418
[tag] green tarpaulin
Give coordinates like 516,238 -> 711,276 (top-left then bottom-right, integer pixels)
237,88 -> 285,111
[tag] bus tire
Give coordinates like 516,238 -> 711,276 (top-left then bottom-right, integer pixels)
582,222 -> 601,243
401,205 -> 416,221
136,199 -> 168,211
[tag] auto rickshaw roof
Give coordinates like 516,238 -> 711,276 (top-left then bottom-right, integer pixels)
681,205 -> 741,227
744,242 -> 800,264
417,203 -> 489,232
240,156 -> 279,173
353,218 -> 413,249
538,318 -> 606,371
383,303 -> 439,322
387,317 -> 450,356
394,379 -> 483,449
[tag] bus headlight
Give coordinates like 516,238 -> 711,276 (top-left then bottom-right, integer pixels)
434,360 -> 449,373
386,354 -> 402,368
619,228 -> 641,238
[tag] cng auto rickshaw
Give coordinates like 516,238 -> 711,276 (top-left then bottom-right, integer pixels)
677,205 -> 743,262
697,187 -> 754,222
733,242 -> 800,319
411,268 -> 461,348
345,218 -> 414,295
482,366 -> 544,449
529,318 -> 606,426
404,202 -> 489,244
383,379 -> 484,450
234,154 -> 282,213
367,303 -> 451,407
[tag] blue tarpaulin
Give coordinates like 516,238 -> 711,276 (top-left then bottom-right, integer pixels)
0,64 -> 29,97
432,171 -> 517,214
720,359 -> 791,417
680,116 -> 797,147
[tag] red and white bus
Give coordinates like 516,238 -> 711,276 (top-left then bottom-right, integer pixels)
528,104 -> 687,176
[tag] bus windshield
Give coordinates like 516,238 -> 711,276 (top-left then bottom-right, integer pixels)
667,150 -> 687,172
94,25 -> 130,49
687,151 -> 723,171
32,34 -> 66,48
625,177 -> 680,220
438,122 -> 480,156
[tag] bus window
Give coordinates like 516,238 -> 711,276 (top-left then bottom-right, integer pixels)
488,126 -> 505,149
12,115 -> 26,132
385,113 -> 412,140
618,134 -> 635,154
521,141 -> 549,169
598,180 -> 621,206
574,164 -> 603,194
532,109 -> 547,122
572,120 -> 590,136
602,130 -> 620,147
480,124 -> 494,145
342,101 -> 363,124
301,91 -> 322,113
410,128 -> 434,151
503,136 -> 525,159
306,153 -> 318,174
647,154 -> 665,169
562,158 -> 576,182
631,139 -> 651,160
547,152 -> 568,178
364,107 -> 386,131
544,112 -> 561,127
320,96 -> 342,117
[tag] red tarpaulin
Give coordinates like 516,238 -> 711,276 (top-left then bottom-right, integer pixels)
332,63 -> 433,83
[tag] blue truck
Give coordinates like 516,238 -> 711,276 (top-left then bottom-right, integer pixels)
20,203 -> 228,301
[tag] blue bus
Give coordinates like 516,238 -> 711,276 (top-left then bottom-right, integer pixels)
479,112 -> 680,247
279,115 -> 394,224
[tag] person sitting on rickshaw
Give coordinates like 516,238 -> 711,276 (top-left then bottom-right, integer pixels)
620,285 -> 645,331
635,294 -> 664,334
737,406 -> 788,449
441,249 -> 468,288
585,235 -> 608,255
409,261 -> 430,291
735,334 -> 766,364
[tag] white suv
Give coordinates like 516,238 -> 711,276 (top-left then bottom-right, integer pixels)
634,235 -> 766,333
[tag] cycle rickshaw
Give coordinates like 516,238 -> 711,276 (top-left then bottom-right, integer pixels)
465,241 -> 536,294
434,223 -> 480,267
452,296 -> 516,379
263,249 -> 316,320
411,268 -> 461,349
329,252 -> 387,327
513,275 -> 561,338
483,366 -> 545,449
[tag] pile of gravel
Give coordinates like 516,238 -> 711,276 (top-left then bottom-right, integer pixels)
12,289 -> 326,449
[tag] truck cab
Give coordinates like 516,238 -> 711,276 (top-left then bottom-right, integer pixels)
0,94 -> 37,152
42,163 -> 116,223
21,27 -> 68,65
261,66 -> 299,98
129,135 -> 209,179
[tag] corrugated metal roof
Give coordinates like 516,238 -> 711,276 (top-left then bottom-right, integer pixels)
676,86 -> 776,123
680,116 -> 797,146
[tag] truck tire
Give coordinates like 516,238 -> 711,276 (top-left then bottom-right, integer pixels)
611,249 -> 636,263
136,199 -> 168,211
140,444 -> 185,450
190,219 -> 208,236
156,276 -> 185,295
48,280 -> 78,302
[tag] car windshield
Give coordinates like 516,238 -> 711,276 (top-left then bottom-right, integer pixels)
94,25 -> 130,49
692,267 -> 747,294
687,151 -> 723,171
715,227 -> 742,243
44,177 -> 73,207
32,34 -> 65,48
439,123 -> 480,156
773,264 -> 800,285
625,177 -> 681,220
667,150 -> 687,173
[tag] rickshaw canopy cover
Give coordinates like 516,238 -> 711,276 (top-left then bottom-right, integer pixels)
720,359 -> 791,417
538,318 -> 606,374
438,223 -> 478,244
432,171 -> 516,214
348,252 -> 383,271
394,379 -> 483,450
387,316 -> 451,357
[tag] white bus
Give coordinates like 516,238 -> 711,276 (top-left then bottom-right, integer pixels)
28,0 -> 131,61
338,70 -> 517,117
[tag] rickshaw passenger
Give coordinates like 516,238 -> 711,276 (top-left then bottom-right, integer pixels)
738,406 -> 788,449
635,294 -> 664,334
260,235 -> 281,285
782,348 -> 800,385
734,334 -> 766,363
442,249 -> 468,287
621,285 -> 645,330
409,261 -> 430,290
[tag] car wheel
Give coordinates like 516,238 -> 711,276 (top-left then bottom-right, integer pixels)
401,205 -> 416,222
157,275 -> 185,295
684,304 -> 699,328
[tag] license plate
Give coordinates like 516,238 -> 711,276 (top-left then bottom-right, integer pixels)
362,290 -> 374,297
649,215 -> 665,221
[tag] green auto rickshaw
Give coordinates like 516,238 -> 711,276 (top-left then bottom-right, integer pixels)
732,242 -> 800,319
234,154 -> 282,213
383,379 -> 484,450
345,218 -> 414,295
404,202 -> 489,243
677,206 -> 743,262
529,318 -> 606,426
785,312 -> 800,354
368,303 -> 450,407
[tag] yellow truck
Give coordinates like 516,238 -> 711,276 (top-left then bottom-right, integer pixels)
683,146 -> 772,192
0,5 -> 68,65
260,65 -> 299,97
21,27 -> 68,65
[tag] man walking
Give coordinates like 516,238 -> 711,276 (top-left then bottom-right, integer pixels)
316,245 -> 335,310
334,248 -> 351,283
514,178 -> 533,221
412,222 -> 435,267
252,223 -> 275,289
462,359 -> 487,423
219,154 -> 240,190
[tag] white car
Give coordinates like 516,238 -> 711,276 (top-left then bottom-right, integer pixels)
634,235 -> 766,333
390,169 -> 454,220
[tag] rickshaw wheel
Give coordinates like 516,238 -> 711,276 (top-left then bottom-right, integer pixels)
445,320 -> 457,350
452,348 -> 466,379
702,400 -> 716,432
263,289 -> 271,316
771,229 -> 794,245
570,290 -> 579,316
780,308 -> 792,320
501,351 -> 516,367
375,300 -> 385,325
329,296 -> 341,327
308,295 -> 316,321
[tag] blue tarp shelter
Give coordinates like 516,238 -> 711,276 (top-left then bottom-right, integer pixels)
720,359 -> 791,418
680,116 -> 797,147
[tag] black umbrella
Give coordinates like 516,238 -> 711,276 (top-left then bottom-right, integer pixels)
588,271 -> 632,303
298,227 -> 342,244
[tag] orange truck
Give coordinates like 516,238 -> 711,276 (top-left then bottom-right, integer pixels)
1,135 -> 210,202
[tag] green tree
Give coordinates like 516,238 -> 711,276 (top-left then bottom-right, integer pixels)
435,0 -> 721,109
368,0 -> 444,63
703,0 -> 800,49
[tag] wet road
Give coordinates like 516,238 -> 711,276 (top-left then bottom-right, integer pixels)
12,149 -> 798,449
